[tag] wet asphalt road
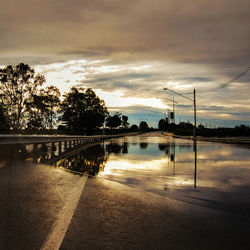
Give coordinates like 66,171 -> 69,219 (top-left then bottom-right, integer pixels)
1,137 -> 250,250
60,177 -> 250,250
0,156 -> 81,250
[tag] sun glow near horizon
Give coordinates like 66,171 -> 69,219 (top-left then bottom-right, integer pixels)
34,58 -> 250,127
35,59 -> 169,110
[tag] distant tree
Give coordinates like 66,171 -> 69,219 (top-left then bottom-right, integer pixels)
179,121 -> 193,129
198,124 -> 205,129
158,119 -> 167,130
139,121 -> 149,131
60,87 -> 108,134
0,63 -> 45,131
129,124 -> 139,131
106,113 -> 122,129
122,115 -> 129,129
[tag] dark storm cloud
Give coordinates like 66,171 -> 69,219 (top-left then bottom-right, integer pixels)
180,77 -> 214,83
85,73 -> 153,84
0,0 -> 249,69
82,72 -> 161,95
1,0 -> 249,126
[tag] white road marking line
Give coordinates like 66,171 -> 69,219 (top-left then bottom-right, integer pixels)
41,174 -> 88,250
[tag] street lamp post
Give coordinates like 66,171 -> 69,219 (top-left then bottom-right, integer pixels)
193,89 -> 197,138
173,96 -> 175,124
157,96 -> 178,124
163,88 -> 197,140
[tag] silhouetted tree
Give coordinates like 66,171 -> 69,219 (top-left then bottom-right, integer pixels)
158,119 -> 167,130
25,94 -> 45,131
122,115 -> 129,129
129,124 -> 139,131
25,86 -> 61,131
42,86 -> 61,129
106,113 -> 122,129
0,63 -> 45,131
60,87 -> 108,134
179,121 -> 193,129
139,121 -> 149,131
198,124 -> 205,129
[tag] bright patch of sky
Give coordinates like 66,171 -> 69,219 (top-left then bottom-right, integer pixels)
34,58 -> 250,127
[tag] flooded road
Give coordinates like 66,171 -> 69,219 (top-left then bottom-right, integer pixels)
1,132 -> 250,249
52,132 -> 250,217
99,134 -> 250,217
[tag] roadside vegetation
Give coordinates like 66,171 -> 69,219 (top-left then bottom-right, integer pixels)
1,63 -> 247,137
0,63 -> 154,135
158,119 -> 250,137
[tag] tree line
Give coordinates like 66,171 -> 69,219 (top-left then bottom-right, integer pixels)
0,63 -> 150,134
158,118 -> 250,137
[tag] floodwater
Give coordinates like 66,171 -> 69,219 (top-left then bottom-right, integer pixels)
1,132 -> 250,217
1,132 -> 250,249
55,132 -> 250,217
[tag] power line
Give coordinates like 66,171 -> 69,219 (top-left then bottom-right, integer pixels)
198,66 -> 250,93
179,66 -> 250,95
215,66 -> 250,90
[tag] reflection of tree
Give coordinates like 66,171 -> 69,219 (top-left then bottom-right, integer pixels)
106,143 -> 122,154
158,143 -> 171,155
122,142 -> 128,154
56,144 -> 108,176
105,142 -> 129,155
139,142 -> 148,150
158,144 -> 168,151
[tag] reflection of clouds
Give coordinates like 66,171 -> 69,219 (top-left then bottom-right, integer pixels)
100,157 -> 168,176
101,137 -> 250,194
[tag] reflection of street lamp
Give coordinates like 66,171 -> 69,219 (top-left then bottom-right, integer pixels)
164,88 -> 197,139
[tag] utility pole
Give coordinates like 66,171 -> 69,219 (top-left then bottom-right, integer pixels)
193,89 -> 197,139
164,88 -> 197,140
173,96 -> 175,124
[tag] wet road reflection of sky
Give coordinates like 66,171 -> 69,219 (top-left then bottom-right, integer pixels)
2,133 -> 249,216
97,134 -> 250,216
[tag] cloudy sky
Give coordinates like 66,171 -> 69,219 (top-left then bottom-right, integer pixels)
1,0 -> 249,127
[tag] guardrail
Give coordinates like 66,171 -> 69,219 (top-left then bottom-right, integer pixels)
0,133 -> 134,145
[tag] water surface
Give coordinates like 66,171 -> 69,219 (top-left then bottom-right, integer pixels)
2,133 -> 250,216
66,133 -> 250,216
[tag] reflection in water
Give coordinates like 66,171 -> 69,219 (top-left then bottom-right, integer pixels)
194,140 -> 197,188
139,142 -> 148,150
0,141 -> 129,176
97,136 -> 250,216
1,135 -> 250,215
56,144 -> 107,176
100,137 -> 250,195
106,142 -> 128,155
